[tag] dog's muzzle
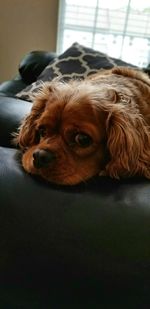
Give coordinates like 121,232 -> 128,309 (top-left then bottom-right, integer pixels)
33,149 -> 55,169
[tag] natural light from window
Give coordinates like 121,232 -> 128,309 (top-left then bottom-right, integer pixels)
57,0 -> 150,67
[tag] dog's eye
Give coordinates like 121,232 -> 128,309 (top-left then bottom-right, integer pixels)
39,126 -> 46,138
36,126 -> 46,142
75,133 -> 93,148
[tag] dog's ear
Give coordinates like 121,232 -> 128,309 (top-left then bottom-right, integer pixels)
13,98 -> 47,149
101,104 -> 150,179
13,82 -> 56,149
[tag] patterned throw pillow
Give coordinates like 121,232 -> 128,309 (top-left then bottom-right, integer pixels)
16,42 -> 136,101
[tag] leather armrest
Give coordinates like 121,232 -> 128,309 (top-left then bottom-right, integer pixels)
19,50 -> 57,84
0,79 -> 27,96
0,51 -> 56,96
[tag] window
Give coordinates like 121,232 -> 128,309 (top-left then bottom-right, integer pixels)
57,0 -> 150,67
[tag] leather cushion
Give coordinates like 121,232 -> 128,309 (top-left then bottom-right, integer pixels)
0,146 -> 150,306
0,96 -> 31,147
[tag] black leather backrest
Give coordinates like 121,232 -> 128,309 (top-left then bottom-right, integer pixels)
19,51 -> 57,84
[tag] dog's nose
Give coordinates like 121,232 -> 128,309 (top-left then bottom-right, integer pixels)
33,149 -> 55,169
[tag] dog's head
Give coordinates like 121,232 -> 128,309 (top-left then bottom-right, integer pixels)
15,73 -> 150,185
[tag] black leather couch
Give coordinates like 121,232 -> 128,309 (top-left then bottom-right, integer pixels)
0,51 -> 150,308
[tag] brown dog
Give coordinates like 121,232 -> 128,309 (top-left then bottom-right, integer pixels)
14,67 -> 150,185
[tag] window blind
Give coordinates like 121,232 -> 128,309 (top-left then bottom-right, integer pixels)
57,0 -> 150,67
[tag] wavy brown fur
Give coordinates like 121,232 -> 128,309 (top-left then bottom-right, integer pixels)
14,67 -> 150,185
